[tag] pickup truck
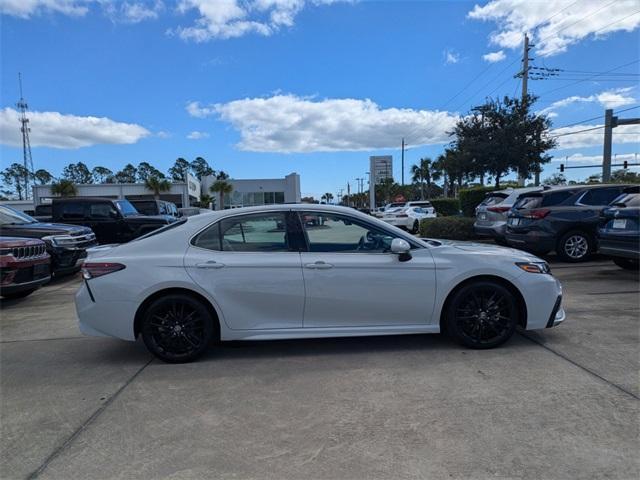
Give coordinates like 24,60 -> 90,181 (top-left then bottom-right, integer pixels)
34,197 -> 176,244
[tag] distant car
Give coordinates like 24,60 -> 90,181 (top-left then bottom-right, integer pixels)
506,184 -> 632,262
0,205 -> 96,276
130,199 -> 179,218
598,188 -> 639,270
0,237 -> 51,299
35,197 -> 175,244
382,206 -> 436,233
475,187 -> 550,245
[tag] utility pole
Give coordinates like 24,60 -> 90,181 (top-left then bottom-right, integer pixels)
603,108 -> 640,181
517,34 -> 532,187
17,73 -> 34,200
346,182 -> 351,207
401,138 -> 405,186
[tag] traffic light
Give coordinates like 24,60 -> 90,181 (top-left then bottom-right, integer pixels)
560,164 -> 564,172
623,160 -> 628,169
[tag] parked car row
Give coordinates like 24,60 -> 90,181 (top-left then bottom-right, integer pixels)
474,184 -> 639,268
0,198 -> 184,298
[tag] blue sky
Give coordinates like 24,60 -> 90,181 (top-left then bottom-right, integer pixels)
1,0 -> 639,199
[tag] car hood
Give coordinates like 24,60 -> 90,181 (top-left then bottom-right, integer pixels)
423,238 -> 542,261
1,222 -> 92,237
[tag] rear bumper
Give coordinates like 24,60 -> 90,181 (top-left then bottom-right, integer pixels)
474,222 -> 506,239
75,281 -> 137,340
382,218 -> 412,228
598,237 -> 639,260
505,229 -> 555,253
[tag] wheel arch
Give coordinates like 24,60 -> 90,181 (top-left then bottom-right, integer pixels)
439,275 -> 527,332
133,287 -> 221,340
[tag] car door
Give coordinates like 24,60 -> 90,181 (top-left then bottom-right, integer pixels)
184,210 -> 305,330
297,210 -> 436,328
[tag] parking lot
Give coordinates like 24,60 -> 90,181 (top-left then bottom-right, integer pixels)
1,258 -> 638,480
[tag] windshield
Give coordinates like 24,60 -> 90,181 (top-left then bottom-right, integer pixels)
115,200 -> 140,217
0,205 -> 38,225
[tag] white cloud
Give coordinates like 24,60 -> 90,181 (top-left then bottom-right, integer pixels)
173,0 -> 351,41
104,1 -> 164,24
186,101 -> 217,118
482,50 -> 506,62
538,87 -> 637,115
550,152 -> 637,164
0,107 -> 150,149
211,94 -> 459,153
156,130 -> 171,138
0,0 -> 91,18
468,0 -> 640,57
186,130 -> 210,139
444,49 -> 460,65
551,123 -> 639,150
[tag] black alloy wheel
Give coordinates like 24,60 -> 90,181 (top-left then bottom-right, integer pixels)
446,281 -> 518,349
557,230 -> 592,263
141,294 -> 215,363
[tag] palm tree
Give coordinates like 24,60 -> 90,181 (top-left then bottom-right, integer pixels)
144,176 -> 171,200
210,179 -> 234,210
50,179 -> 77,197
321,192 -> 334,204
410,157 -> 441,199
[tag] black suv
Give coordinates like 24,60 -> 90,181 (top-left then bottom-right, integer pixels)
129,199 -> 179,218
505,184 -> 632,262
0,205 -> 97,276
36,197 -> 175,244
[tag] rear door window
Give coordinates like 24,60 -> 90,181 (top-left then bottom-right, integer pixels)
60,202 -> 86,219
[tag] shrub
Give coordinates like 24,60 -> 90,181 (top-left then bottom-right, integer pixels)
430,198 -> 460,217
459,187 -> 496,217
419,217 -> 478,241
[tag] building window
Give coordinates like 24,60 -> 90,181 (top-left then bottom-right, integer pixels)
224,191 -> 286,208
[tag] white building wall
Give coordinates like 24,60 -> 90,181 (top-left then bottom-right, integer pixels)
201,173 -> 301,210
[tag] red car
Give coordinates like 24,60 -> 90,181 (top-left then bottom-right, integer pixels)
0,237 -> 51,299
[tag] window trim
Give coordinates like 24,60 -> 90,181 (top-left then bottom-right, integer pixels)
190,209 -> 298,254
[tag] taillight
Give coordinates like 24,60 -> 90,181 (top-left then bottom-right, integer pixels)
524,209 -> 550,220
82,262 -> 125,279
487,206 -> 511,213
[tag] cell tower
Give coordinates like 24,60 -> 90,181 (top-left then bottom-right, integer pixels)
17,73 -> 34,200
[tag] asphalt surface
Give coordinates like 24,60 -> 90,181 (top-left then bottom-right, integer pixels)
1,258 -> 638,480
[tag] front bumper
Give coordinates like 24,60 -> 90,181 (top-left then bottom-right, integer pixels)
51,248 -> 90,275
546,295 -> 565,328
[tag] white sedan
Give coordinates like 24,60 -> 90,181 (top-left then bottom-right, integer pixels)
382,206 -> 436,233
76,204 -> 565,363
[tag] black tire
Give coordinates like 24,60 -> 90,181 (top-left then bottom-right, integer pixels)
613,258 -> 640,271
446,281 -> 518,349
556,230 -> 593,263
1,288 -> 36,299
411,220 -> 419,234
141,294 -> 215,363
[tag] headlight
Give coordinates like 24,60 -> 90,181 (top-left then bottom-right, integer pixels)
516,262 -> 551,274
41,235 -> 76,246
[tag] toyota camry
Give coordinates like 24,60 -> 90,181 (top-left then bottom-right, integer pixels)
76,204 -> 565,363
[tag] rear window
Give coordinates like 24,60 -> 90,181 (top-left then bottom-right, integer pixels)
513,195 -> 542,210
479,194 -> 507,207
611,193 -> 640,207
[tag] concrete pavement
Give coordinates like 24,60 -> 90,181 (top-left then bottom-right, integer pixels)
1,260 -> 638,479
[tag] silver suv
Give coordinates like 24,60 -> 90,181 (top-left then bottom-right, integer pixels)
474,187 -> 550,245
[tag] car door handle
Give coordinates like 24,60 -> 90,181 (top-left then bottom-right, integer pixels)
305,261 -> 333,270
195,261 -> 225,269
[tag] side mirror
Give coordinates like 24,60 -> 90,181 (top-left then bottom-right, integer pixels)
390,238 -> 412,262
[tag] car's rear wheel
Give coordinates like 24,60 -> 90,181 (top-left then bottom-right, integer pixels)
557,230 -> 593,262
446,281 -> 518,349
141,294 -> 215,363
613,258 -> 640,271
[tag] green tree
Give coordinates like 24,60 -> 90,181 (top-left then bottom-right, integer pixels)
199,193 -> 213,208
610,169 -> 640,184
144,176 -> 172,199
411,157 -> 442,199
375,178 -> 399,204
210,179 -> 234,209
114,164 -> 138,183
137,162 -> 165,182
452,95 -> 556,188
51,179 -> 77,197
301,196 -> 318,204
190,157 -> 215,179
62,162 -> 93,184
543,173 -> 567,185
434,149 -> 471,196
33,169 -> 54,185
321,192 -> 334,204
168,158 -> 190,181
1,163 -> 31,200
92,166 -> 114,184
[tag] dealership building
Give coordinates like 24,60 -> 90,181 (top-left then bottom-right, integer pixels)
25,172 -> 301,211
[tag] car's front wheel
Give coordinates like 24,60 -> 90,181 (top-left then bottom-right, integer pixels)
557,230 -> 593,262
141,294 -> 215,363
446,281 -> 518,349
